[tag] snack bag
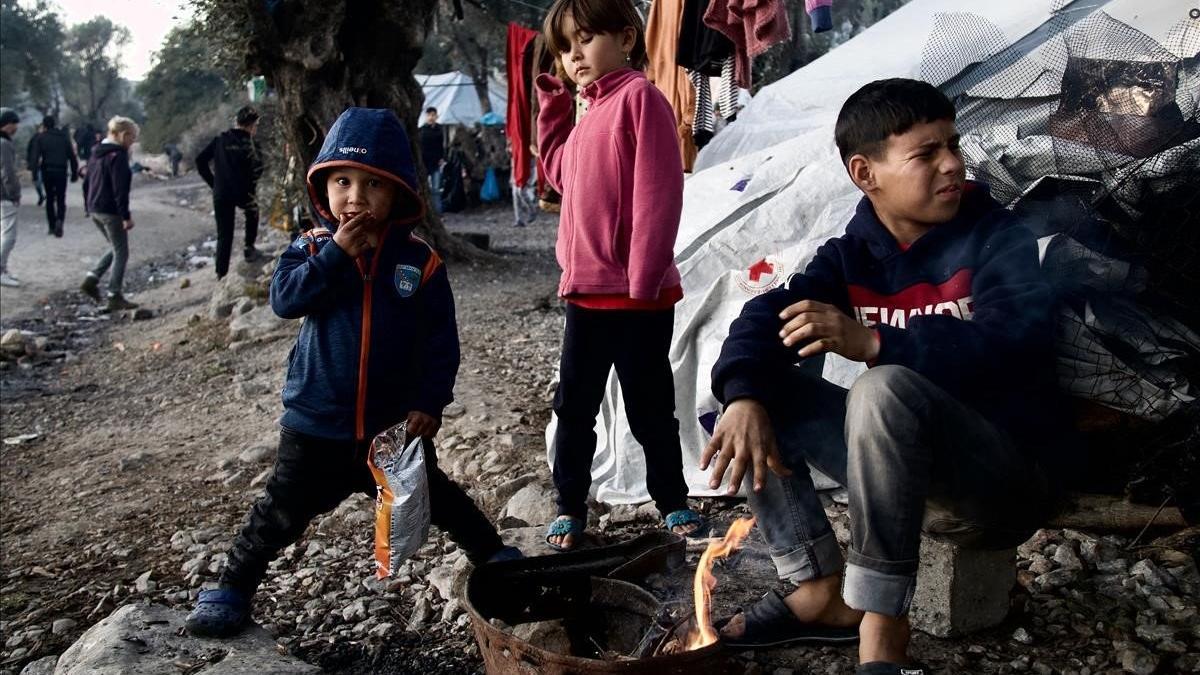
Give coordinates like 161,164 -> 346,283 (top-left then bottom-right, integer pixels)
367,422 -> 431,578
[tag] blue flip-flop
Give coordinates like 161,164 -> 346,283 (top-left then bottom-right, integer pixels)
185,588 -> 252,638
664,508 -> 711,538
545,516 -> 586,552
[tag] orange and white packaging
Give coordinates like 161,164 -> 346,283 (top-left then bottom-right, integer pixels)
367,422 -> 431,578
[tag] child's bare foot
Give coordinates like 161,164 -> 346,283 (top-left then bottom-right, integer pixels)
545,515 -> 584,551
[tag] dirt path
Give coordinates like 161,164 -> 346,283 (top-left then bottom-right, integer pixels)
0,174 -> 217,325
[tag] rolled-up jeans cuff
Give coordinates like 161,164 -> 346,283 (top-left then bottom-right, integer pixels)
772,531 -> 845,584
842,562 -> 916,617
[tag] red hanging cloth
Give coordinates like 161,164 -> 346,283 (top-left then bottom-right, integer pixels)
506,22 -> 540,187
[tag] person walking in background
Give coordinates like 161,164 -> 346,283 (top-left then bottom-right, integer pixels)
30,114 -> 79,237
164,142 -> 183,177
418,107 -> 445,214
74,122 -> 98,163
79,116 -> 140,311
196,105 -> 264,278
26,123 -> 45,207
1,108 -> 23,287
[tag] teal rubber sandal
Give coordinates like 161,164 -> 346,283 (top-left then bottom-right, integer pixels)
664,508 -> 711,538
545,516 -> 586,552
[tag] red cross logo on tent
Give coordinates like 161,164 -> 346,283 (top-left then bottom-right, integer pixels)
737,256 -> 784,296
748,258 -> 774,282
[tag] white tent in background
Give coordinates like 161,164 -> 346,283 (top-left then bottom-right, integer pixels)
546,0 -> 1197,505
416,72 -> 507,126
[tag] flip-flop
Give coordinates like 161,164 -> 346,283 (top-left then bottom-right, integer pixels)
184,588 -> 252,638
664,508 -> 711,538
856,661 -> 932,674
714,590 -> 859,648
486,545 -> 524,563
545,516 -> 585,552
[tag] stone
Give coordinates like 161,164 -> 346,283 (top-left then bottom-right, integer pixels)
341,598 -> 368,623
1,329 -> 28,356
369,622 -> 395,638
208,275 -> 247,319
910,537 -> 1016,638
1116,641 -> 1158,675
234,380 -> 271,400
238,443 -> 274,464
229,305 -> 290,341
53,603 -> 319,674
512,620 -> 571,654
428,555 -> 471,602
18,655 -> 58,675
442,402 -> 466,418
501,483 -> 558,527
407,596 -> 432,631
234,297 -> 256,316
1032,568 -> 1077,592
133,571 -> 155,594
1130,559 -> 1173,590
1053,544 -> 1083,571
1012,627 -> 1034,644
51,618 -> 78,635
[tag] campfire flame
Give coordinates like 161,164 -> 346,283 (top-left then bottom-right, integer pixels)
686,517 -> 756,650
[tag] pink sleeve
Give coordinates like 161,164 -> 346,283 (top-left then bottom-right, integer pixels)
534,74 -> 573,194
628,84 -> 684,301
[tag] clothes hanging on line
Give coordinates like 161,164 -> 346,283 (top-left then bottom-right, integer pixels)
676,0 -> 734,76
646,0 -> 698,171
702,0 -> 792,89
506,22 -> 540,188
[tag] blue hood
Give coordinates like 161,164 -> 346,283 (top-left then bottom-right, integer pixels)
306,107 -> 426,226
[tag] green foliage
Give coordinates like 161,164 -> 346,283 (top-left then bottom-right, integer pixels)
59,17 -> 134,125
0,0 -> 64,107
137,24 -> 229,150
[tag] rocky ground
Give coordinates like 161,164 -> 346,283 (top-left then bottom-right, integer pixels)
0,188 -> 1197,674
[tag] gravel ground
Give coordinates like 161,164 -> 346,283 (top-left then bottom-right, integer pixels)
1,192 -> 1197,674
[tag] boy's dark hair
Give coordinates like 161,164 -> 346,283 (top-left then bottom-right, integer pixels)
236,105 -> 260,127
425,106 -> 438,115
543,0 -> 647,71
834,78 -> 955,164
42,114 -> 56,129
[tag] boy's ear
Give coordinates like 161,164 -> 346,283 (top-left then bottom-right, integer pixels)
847,154 -> 878,193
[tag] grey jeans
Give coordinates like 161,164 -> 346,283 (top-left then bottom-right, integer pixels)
0,199 -> 17,273
746,360 -> 1049,617
88,213 -> 128,296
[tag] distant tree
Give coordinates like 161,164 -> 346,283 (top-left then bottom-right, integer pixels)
138,25 -> 229,150
195,0 -> 472,255
419,1 -> 519,112
59,17 -> 131,125
0,0 -> 65,107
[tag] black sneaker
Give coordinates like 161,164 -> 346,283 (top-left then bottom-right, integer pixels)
80,275 -> 101,302
105,294 -> 139,312
244,247 -> 264,263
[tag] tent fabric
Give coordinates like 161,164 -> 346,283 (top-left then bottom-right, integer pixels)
545,0 -> 1198,505
507,23 -> 540,188
416,72 -> 507,127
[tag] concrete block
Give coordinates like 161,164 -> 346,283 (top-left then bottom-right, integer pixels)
910,536 -> 1015,637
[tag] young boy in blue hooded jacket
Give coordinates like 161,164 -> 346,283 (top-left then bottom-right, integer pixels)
186,107 -> 519,638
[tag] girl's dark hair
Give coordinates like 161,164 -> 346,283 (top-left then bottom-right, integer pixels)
834,78 -> 956,164
543,0 -> 647,71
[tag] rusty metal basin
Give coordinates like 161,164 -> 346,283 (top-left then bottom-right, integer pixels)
464,532 -> 733,674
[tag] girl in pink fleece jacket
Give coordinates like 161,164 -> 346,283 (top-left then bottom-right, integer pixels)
537,0 -> 706,552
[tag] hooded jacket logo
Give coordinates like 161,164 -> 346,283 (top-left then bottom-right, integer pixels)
338,146 -> 367,155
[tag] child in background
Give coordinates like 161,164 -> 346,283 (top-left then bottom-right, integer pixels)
537,0 -> 705,551
186,107 -> 518,638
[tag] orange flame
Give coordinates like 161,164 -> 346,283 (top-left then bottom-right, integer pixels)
686,517 -> 756,650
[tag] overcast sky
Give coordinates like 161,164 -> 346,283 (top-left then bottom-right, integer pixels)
50,0 -> 195,81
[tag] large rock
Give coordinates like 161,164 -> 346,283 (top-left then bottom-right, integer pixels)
229,306 -> 291,342
501,483 -> 558,527
208,275 -> 250,319
54,603 -> 319,674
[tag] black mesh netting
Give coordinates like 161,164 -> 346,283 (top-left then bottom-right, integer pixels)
921,1 -> 1200,519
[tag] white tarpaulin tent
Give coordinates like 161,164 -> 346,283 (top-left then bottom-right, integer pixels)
416,72 -> 507,126
545,0 -> 1197,505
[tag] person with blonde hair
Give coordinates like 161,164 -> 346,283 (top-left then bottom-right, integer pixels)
80,116 -> 139,311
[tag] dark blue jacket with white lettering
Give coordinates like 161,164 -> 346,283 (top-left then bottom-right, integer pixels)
712,182 -> 1065,455
271,107 -> 455,442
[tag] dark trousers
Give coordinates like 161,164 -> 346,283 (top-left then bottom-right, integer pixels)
213,195 -> 259,278
42,169 -> 67,235
551,304 -> 689,520
219,428 -> 505,596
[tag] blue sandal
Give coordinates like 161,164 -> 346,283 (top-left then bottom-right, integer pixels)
184,588 -> 252,638
545,516 -> 586,552
665,509 -> 711,538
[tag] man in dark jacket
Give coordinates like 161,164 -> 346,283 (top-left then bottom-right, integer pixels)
79,117 -> 139,311
30,114 -> 79,237
418,107 -> 445,213
26,123 -> 44,206
196,105 -> 264,278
